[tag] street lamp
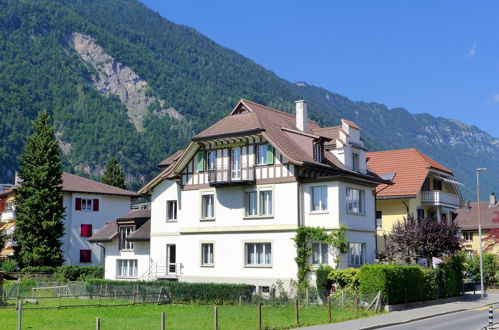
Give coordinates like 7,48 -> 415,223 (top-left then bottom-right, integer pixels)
476,167 -> 487,298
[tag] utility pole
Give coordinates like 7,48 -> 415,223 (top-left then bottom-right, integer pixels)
476,168 -> 487,298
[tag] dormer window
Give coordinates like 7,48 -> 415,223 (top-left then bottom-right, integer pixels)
352,153 -> 359,172
314,143 -> 323,163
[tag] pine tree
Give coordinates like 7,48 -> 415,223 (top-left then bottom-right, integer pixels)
101,157 -> 126,189
14,111 -> 65,267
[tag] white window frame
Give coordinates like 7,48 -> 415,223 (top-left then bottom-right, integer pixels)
81,198 -> 93,212
346,187 -> 365,215
256,144 -> 267,166
166,200 -> 177,221
246,191 -> 258,217
463,231 -> 473,242
5,201 -> 15,211
311,242 -> 329,265
352,153 -> 359,172
311,186 -> 328,212
376,211 -> 383,230
348,242 -> 366,267
116,259 -> 138,278
245,186 -> 274,218
207,151 -> 216,170
119,226 -> 134,251
201,192 -> 215,220
244,242 -> 272,267
201,242 -> 214,267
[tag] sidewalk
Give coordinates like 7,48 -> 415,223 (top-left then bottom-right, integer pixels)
300,292 -> 499,330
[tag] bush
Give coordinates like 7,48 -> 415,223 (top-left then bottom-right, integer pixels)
86,279 -> 255,305
358,265 -> 425,305
0,260 -> 18,272
466,253 -> 498,285
55,266 -> 103,281
21,266 -> 56,273
316,265 -> 334,302
328,268 -> 359,289
437,254 -> 464,298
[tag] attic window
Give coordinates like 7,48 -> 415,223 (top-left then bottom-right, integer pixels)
313,143 -> 324,163
234,106 -> 250,115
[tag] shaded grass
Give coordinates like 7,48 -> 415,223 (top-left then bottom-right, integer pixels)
0,302 -> 382,329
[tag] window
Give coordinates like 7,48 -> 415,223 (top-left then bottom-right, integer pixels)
5,202 -> 15,211
348,243 -> 366,267
80,224 -> 93,237
201,243 -> 214,266
258,286 -> 270,293
119,226 -> 134,250
422,178 -> 430,191
311,186 -> 327,212
231,148 -> 241,179
346,188 -> 364,214
201,193 -> 215,219
166,200 -> 177,221
76,198 -> 99,211
245,243 -> 272,266
80,250 -> 91,263
314,143 -> 323,162
196,151 -> 205,172
433,179 -> 443,191
417,208 -> 425,220
246,191 -> 258,216
311,242 -> 328,265
117,259 -> 138,278
376,211 -> 382,230
352,153 -> 359,172
257,145 -> 267,165
207,151 -> 216,170
260,190 -> 272,216
463,232 -> 473,242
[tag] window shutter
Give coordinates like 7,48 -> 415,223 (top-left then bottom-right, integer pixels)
0,199 -> 4,212
93,199 -> 99,211
75,198 -> 82,211
196,151 -> 205,172
80,250 -> 91,263
266,144 -> 274,165
81,224 -> 92,237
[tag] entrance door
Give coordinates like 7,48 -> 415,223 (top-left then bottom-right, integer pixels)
166,244 -> 176,274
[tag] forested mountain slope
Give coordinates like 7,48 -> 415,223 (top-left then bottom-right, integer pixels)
0,0 -> 497,198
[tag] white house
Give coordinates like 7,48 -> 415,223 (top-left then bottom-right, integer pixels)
0,172 -> 137,266
98,99 -> 387,289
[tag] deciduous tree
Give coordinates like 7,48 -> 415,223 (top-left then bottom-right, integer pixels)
14,111 -> 65,267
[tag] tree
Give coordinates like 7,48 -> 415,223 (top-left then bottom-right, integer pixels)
14,111 -> 65,267
466,253 -> 498,285
101,157 -> 126,189
385,216 -> 461,266
483,211 -> 499,251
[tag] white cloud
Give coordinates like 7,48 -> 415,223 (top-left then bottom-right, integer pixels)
468,43 -> 477,57
493,94 -> 499,103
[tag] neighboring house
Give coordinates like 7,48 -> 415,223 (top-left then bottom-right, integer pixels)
0,172 -> 136,266
133,98 -> 387,289
455,193 -> 499,257
367,148 -> 463,254
89,209 -> 150,280
0,188 -> 17,259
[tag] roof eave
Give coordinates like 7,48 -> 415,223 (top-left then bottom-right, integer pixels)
192,128 -> 265,142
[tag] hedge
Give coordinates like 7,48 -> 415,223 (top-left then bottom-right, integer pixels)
21,266 -> 104,281
87,279 -> 255,305
316,265 -> 334,303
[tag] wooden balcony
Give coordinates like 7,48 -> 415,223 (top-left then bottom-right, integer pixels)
421,191 -> 460,207
207,166 -> 256,186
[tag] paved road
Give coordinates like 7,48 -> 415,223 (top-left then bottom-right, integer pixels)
382,305 -> 498,330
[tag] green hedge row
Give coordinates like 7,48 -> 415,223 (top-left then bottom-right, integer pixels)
21,266 -> 104,281
87,279 -> 255,305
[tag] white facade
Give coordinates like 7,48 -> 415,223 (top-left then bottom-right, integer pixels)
103,240 -> 150,280
62,192 -> 131,266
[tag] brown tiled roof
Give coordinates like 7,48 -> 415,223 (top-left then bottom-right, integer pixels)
61,172 -> 137,197
128,219 -> 150,241
455,202 -> 499,230
89,209 -> 150,242
0,189 -> 15,198
158,149 -> 184,168
367,148 -> 453,197
342,119 -> 361,130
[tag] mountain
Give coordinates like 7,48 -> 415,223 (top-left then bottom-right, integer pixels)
0,0 -> 497,199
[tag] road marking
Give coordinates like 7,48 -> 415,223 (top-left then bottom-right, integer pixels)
473,306 -> 496,311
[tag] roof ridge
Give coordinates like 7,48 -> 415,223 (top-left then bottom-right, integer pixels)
241,98 -> 317,124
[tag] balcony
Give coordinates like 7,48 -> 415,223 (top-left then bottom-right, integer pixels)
421,191 -> 460,207
1,210 -> 15,222
207,166 -> 256,186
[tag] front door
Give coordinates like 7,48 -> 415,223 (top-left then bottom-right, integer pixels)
166,244 -> 176,274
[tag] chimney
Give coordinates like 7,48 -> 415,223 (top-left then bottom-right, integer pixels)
14,171 -> 22,186
490,192 -> 496,207
295,99 -> 308,132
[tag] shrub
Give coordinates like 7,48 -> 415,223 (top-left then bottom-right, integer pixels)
316,265 -> 334,302
21,266 -> 56,273
328,268 -> 359,289
466,253 -> 498,285
358,265 -> 425,305
0,260 -> 18,272
55,266 -> 103,281
86,279 -> 255,305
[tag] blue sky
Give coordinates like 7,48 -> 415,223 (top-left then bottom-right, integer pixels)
141,1 -> 499,137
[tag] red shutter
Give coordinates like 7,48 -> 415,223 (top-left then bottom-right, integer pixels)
80,250 -> 91,263
81,224 -> 92,237
93,199 -> 99,211
0,199 -> 5,212
75,198 -> 82,211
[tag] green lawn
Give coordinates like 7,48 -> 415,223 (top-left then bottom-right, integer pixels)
0,301 -> 382,329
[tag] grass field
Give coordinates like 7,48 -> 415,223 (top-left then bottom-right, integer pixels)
0,300 -> 382,329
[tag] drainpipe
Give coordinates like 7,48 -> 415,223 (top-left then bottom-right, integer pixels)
402,200 -> 410,216
297,180 -> 302,227
374,190 -> 378,259
95,242 -> 106,277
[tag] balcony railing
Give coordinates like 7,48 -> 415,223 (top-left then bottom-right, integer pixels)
421,191 -> 460,207
207,166 -> 256,186
1,210 -> 15,222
